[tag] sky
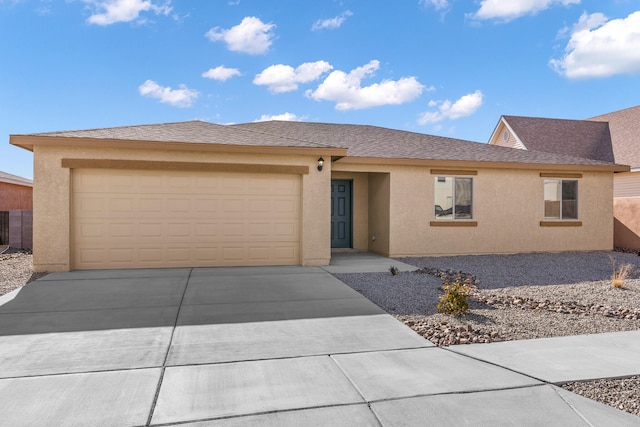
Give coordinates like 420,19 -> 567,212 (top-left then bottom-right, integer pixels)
1,0 -> 639,179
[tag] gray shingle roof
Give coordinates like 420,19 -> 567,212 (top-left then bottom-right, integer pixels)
501,116 -> 615,163
234,121 -> 620,167
0,171 -> 33,186
588,105 -> 640,168
15,119 -> 623,169
29,120 -> 340,150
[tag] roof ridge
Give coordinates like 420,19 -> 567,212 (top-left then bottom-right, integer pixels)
29,120 -> 211,136
503,115 -> 604,124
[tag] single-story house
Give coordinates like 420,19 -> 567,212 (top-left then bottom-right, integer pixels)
0,170 -> 33,248
488,105 -> 640,250
10,120 -> 627,272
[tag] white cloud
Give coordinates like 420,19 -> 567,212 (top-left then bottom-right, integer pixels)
205,16 -> 275,55
311,10 -> 352,31
418,90 -> 484,124
83,0 -> 171,25
255,112 -> 305,122
202,65 -> 242,81
470,0 -> 579,22
254,61 -> 333,93
306,60 -> 426,110
550,11 -> 640,79
138,80 -> 199,107
420,0 -> 449,11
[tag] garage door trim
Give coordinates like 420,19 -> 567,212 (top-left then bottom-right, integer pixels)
62,159 -> 310,175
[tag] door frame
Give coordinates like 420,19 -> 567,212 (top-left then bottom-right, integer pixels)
331,179 -> 353,248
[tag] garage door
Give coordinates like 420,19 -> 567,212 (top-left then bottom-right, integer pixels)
72,169 -> 301,269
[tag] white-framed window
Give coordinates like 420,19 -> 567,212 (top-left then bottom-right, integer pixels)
434,176 -> 473,220
544,179 -> 578,219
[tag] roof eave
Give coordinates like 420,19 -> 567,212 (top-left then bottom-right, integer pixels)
0,178 -> 33,187
334,156 -> 629,172
9,135 -> 347,157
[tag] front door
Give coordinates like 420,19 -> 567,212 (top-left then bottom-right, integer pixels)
331,180 -> 352,248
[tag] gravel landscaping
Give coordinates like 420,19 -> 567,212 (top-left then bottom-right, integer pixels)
335,250 -> 640,417
0,249 -> 46,297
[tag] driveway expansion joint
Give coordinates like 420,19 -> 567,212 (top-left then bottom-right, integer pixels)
146,268 -> 193,426
444,344 -> 549,384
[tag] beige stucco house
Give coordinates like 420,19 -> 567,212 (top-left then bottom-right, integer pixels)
10,120 -> 627,272
489,106 -> 640,250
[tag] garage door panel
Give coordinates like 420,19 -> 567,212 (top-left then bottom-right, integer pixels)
72,169 -> 301,269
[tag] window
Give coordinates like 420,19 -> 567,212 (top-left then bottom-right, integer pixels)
544,179 -> 577,219
434,177 -> 473,219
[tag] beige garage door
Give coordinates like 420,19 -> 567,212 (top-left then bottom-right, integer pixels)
72,169 -> 301,269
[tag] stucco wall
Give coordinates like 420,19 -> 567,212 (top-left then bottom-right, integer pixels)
367,172 -> 391,256
334,161 -> 614,257
614,197 -> 640,250
32,145 -> 329,272
389,167 -> 613,257
0,182 -> 33,210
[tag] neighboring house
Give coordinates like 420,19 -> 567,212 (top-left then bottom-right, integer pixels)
10,120 -> 626,272
0,170 -> 33,248
0,170 -> 33,211
589,106 -> 640,250
489,106 -> 640,250
488,115 -> 615,162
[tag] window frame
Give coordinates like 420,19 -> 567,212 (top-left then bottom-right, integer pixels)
433,175 -> 474,221
543,178 -> 578,220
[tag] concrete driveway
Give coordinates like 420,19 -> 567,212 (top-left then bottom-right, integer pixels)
0,259 -> 638,426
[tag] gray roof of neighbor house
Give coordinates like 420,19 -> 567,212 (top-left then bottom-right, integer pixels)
233,120 -> 621,167
588,105 -> 640,168
0,171 -> 33,187
500,116 -> 615,163
11,120 -> 625,169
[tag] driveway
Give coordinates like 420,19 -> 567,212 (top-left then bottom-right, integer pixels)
0,261 -> 638,426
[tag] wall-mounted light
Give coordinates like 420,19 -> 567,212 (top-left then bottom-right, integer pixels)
317,157 -> 324,172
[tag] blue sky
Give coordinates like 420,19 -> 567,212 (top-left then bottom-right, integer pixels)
2,0 -> 639,179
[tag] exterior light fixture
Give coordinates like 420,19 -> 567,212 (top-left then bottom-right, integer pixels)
317,157 -> 324,172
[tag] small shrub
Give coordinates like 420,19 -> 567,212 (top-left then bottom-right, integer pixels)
389,265 -> 399,276
611,258 -> 634,289
437,273 -> 473,316
610,255 -> 634,288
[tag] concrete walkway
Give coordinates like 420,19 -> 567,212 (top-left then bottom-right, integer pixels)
0,253 -> 638,426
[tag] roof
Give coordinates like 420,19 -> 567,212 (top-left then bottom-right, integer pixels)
11,119 -> 625,171
0,171 -> 33,187
588,105 -> 640,168
234,121 -> 621,168
499,116 -> 615,163
15,120 -> 341,151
